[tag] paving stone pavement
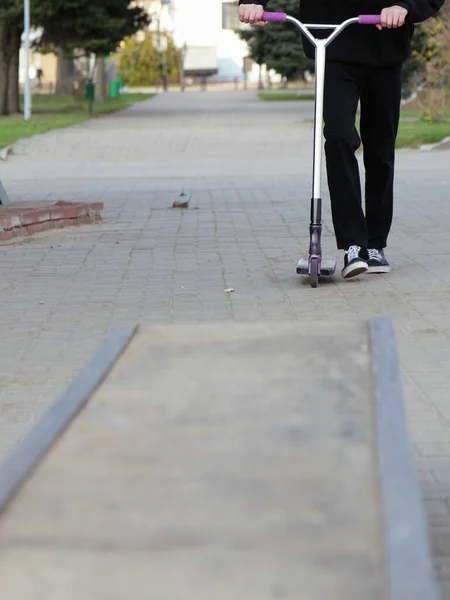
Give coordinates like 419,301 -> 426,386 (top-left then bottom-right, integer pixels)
1,91 -> 450,593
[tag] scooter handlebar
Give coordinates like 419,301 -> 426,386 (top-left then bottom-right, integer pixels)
358,14 -> 382,25
261,12 -> 287,22
261,12 -> 382,25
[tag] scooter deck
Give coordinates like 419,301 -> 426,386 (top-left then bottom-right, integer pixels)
297,258 -> 337,277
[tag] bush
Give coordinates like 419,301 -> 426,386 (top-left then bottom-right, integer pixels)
415,16 -> 450,120
118,33 -> 181,87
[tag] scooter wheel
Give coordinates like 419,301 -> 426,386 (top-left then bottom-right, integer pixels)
310,258 -> 319,288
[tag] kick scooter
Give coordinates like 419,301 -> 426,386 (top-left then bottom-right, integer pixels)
261,12 -> 382,288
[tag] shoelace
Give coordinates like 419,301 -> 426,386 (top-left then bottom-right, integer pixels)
347,245 -> 361,261
368,249 -> 382,261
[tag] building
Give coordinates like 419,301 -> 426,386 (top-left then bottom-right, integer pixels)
183,46 -> 219,84
171,0 -> 255,83
19,29 -> 58,90
135,0 -> 175,44
151,0 -> 270,85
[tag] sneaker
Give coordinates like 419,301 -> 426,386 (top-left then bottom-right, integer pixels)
367,248 -> 391,274
341,245 -> 368,279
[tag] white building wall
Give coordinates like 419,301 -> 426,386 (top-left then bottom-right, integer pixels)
170,0 -> 259,83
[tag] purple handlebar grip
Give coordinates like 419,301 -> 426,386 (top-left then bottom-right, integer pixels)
262,12 -> 287,22
359,14 -> 382,25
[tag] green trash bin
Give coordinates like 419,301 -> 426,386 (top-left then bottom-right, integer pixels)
84,82 -> 95,101
109,80 -> 120,98
117,76 -> 124,89
84,81 -> 95,114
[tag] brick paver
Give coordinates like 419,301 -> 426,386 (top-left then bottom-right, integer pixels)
1,91 -> 450,593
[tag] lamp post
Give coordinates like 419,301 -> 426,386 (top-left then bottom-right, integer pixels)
159,0 -> 170,92
180,42 -> 187,92
24,0 -> 32,120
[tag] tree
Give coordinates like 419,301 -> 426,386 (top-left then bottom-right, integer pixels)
401,27 -> 429,96
36,0 -> 149,57
237,0 -> 314,83
0,0 -> 149,115
120,34 -> 161,86
0,1 -> 24,115
117,36 -> 142,85
36,0 -> 149,99
118,33 -> 181,87
164,36 -> 182,82
398,2 -> 450,118
415,10 -> 450,120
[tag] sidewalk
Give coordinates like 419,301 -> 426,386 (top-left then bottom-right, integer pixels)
1,90 -> 450,592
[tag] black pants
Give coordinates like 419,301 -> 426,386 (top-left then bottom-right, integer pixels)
323,61 -> 402,250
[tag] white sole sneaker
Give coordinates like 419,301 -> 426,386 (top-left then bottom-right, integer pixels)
342,260 -> 368,279
367,265 -> 391,274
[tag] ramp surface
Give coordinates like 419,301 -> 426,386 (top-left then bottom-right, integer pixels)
0,321 -> 438,599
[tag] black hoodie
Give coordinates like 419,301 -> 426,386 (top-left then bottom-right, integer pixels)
238,0 -> 421,67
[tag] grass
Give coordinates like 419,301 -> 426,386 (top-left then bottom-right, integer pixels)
258,91 -> 315,101
401,108 -> 450,119
303,116 -> 450,148
396,120 -> 450,148
0,93 -> 154,150
259,90 -> 450,146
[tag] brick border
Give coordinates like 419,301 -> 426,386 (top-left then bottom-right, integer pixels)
0,200 -> 104,242
370,316 -> 440,600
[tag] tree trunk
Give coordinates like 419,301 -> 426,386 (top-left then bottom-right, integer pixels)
55,52 -> 65,94
258,64 -> 264,90
95,56 -> 106,102
0,23 -> 10,116
7,28 -> 21,115
161,53 -> 168,92
56,51 -> 74,95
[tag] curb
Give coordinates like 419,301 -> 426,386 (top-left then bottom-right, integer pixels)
0,201 -> 104,242
420,136 -> 450,152
0,146 -> 13,162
